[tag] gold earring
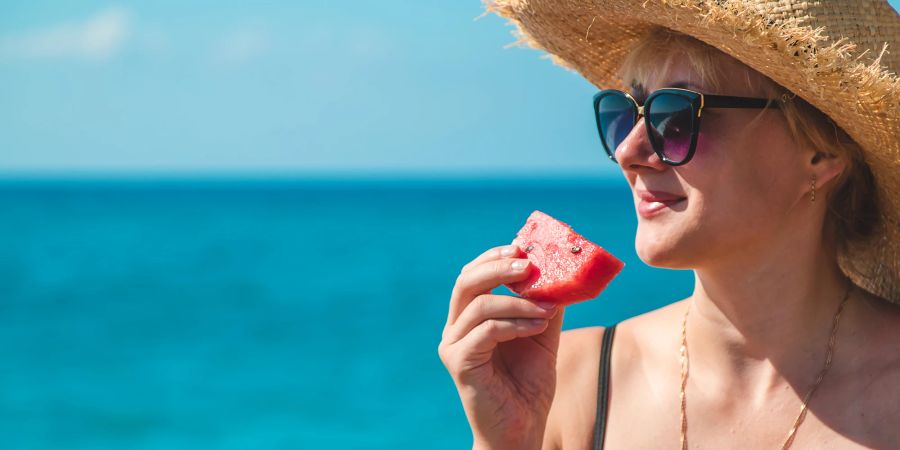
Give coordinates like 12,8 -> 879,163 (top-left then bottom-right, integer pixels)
811,174 -> 817,203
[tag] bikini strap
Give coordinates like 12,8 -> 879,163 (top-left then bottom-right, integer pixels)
592,323 -> 617,450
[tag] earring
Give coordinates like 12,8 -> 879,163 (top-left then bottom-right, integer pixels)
810,174 -> 817,203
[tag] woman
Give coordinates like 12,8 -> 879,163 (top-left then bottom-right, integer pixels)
439,1 -> 900,448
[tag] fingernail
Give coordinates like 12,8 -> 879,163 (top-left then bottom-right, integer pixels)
537,301 -> 556,310
530,318 -> 547,326
511,260 -> 528,271
500,246 -> 517,257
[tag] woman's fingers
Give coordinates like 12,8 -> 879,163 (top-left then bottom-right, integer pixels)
443,318 -> 550,380
447,256 -> 533,325
460,244 -> 523,274
444,294 -> 557,344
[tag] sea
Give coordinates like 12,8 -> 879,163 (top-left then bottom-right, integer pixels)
0,177 -> 694,450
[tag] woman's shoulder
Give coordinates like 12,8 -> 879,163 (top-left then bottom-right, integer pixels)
552,302 -> 682,407
593,299 -> 691,367
849,291 -> 900,375
546,300 -> 689,448
557,298 -> 690,354
848,292 -> 900,422
809,291 -> 900,445
555,298 -> 690,381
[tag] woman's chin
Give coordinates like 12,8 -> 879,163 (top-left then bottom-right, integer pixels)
635,234 -> 692,269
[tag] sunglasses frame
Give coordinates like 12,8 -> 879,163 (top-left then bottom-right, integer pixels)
592,87 -> 780,166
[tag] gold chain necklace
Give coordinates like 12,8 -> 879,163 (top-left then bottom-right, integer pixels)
679,284 -> 853,450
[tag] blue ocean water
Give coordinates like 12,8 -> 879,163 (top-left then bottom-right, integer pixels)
0,178 -> 693,449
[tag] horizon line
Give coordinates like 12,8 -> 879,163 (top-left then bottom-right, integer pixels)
0,169 -> 623,182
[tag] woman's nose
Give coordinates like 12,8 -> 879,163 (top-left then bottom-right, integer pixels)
615,117 -> 669,172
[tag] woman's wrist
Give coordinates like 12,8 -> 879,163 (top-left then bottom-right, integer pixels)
469,410 -> 549,450
473,442 -> 541,450
472,431 -> 544,450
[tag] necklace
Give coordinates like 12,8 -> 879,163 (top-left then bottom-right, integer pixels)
679,283 -> 853,450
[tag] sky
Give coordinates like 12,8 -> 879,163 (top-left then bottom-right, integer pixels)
2,1 -> 898,178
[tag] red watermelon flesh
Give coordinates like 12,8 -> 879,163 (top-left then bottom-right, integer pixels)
505,210 -> 624,305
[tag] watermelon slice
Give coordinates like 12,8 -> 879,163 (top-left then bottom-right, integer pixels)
505,210 -> 624,305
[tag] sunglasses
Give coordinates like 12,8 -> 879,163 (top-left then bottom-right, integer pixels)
592,87 -> 780,166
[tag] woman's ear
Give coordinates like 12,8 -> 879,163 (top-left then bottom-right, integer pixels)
808,149 -> 846,188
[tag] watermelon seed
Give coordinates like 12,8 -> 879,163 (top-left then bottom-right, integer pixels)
525,245 -> 534,253
571,246 -> 582,254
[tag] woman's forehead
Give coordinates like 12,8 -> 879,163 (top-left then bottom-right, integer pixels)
627,54 -> 767,97
629,80 -> 708,101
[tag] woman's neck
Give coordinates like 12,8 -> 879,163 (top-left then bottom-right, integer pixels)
685,235 -> 853,401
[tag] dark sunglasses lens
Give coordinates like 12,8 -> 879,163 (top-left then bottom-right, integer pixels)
647,94 -> 695,164
597,94 -> 635,158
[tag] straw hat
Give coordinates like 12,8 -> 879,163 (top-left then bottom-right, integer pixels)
482,0 -> 900,303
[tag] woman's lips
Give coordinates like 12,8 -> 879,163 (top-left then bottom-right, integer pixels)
635,189 -> 687,218
638,198 -> 686,217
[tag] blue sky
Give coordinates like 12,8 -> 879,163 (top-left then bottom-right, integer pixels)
2,1 -> 898,178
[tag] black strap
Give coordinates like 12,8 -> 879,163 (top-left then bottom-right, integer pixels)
592,324 -> 617,450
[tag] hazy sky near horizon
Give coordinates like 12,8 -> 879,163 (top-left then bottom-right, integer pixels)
2,1 -> 898,176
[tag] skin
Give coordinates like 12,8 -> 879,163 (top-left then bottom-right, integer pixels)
439,49 -> 900,449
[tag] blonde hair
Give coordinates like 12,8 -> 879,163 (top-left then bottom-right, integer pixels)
617,27 -> 880,257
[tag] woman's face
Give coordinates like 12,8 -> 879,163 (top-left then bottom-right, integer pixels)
616,52 -> 814,269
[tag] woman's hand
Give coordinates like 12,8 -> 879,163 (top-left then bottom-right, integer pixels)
438,244 -> 564,450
